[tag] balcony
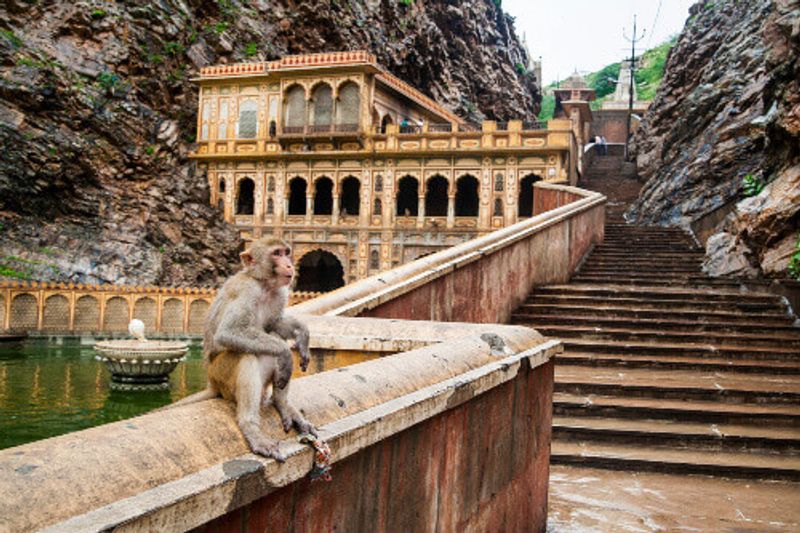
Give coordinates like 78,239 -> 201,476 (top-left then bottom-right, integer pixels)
280,123 -> 361,138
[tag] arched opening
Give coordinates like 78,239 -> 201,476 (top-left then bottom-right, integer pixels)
283,85 -> 306,132
313,177 -> 333,215
370,249 -> 380,270
455,175 -> 479,216
396,176 -> 419,216
310,83 -> 333,130
133,297 -> 157,333
288,177 -> 307,215
340,176 -> 360,216
425,175 -> 448,217
296,250 -> 345,292
161,298 -> 184,333
380,114 -> 393,133
237,100 -> 258,139
42,295 -> 69,331
335,82 -> 360,130
10,294 -> 37,330
104,297 -> 129,332
188,299 -> 209,334
236,178 -> 255,215
74,295 -> 99,331
373,198 -> 382,216
518,174 -> 541,218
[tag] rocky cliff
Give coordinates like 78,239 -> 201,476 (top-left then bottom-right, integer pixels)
0,0 -> 539,287
629,0 -> 799,278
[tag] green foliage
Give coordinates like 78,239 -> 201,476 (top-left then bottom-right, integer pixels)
1,29 -> 23,49
148,53 -> 164,64
167,67 -> 185,82
90,9 -> 107,19
634,37 -> 676,101
515,62 -> 526,75
0,264 -> 31,280
187,29 -> 199,44
244,42 -> 258,57
145,145 -> 156,155
492,0 -> 501,7
213,21 -> 229,34
17,56 -> 44,68
399,0 -> 412,6
97,70 -> 120,92
538,92 -> 554,121
586,62 -> 621,100
742,173 -> 764,197
788,237 -> 800,280
158,246 -> 166,254
164,41 -> 185,56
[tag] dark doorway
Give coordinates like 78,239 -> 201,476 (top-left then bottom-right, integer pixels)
296,250 -> 345,292
455,175 -> 479,216
288,177 -> 307,215
313,177 -> 333,215
236,178 -> 255,215
396,176 -> 418,216
425,175 -> 448,216
340,176 -> 360,216
518,174 -> 541,218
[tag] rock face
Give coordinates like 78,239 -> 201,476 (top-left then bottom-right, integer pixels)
0,0 -> 539,286
628,0 -> 799,279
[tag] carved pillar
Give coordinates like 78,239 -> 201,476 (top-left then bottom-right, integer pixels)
446,195 -> 455,228
305,196 -> 312,224
417,196 -> 425,228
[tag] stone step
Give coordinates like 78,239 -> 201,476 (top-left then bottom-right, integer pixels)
569,275 -> 772,289
593,244 -> 701,252
562,338 -> 800,362
555,366 -> 800,403
533,284 -> 781,303
527,295 -> 785,314
514,313 -> 800,335
586,252 -> 706,261
550,441 -> 800,480
578,266 -> 702,275
557,351 -> 800,374
553,416 -> 800,453
553,392 -> 800,426
516,303 -> 794,324
533,324 -> 800,348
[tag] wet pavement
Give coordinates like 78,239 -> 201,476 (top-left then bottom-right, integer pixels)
547,465 -> 800,532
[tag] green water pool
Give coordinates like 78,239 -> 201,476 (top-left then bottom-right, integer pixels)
0,338 -> 207,450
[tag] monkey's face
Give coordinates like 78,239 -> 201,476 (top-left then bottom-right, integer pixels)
242,238 -> 295,287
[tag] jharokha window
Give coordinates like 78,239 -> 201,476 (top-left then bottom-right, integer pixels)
237,100 -> 258,139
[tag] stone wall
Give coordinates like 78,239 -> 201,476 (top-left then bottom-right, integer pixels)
0,281 -> 318,335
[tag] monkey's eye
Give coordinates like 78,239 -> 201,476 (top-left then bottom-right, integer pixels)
272,249 -> 283,257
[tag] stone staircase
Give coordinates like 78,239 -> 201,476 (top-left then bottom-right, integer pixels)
512,164 -> 800,481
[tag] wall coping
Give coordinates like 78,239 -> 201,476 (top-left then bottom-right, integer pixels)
291,183 -> 605,317
0,317 -> 557,532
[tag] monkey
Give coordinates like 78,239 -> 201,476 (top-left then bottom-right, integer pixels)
170,236 -> 317,462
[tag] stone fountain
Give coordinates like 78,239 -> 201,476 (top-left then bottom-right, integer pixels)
94,319 -> 189,391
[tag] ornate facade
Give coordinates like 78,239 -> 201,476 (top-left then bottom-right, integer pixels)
191,51 -> 582,291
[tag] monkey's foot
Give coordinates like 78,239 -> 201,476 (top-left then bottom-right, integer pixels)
300,350 -> 310,372
248,437 -> 286,463
281,413 -> 318,438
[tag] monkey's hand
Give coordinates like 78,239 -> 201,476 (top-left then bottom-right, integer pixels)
274,345 -> 294,390
299,345 -> 311,372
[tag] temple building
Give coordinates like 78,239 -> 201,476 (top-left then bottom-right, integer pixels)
190,51 -> 585,291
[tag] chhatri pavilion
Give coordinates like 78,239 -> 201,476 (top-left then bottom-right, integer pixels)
190,51 -> 586,291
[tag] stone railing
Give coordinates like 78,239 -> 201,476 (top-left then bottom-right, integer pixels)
0,182 -> 605,531
0,281 -> 320,335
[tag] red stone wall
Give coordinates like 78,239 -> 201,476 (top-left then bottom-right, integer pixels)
360,187 -> 604,324
196,359 -> 554,533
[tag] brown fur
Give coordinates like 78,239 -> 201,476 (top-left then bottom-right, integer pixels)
170,236 -> 316,462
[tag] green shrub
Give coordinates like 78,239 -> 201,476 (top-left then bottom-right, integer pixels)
90,9 -> 107,19
214,21 -> 229,34
145,145 -> 156,155
164,41 -> 185,56
1,29 -> 22,49
742,173 -> 764,197
788,237 -> 800,280
244,42 -> 258,57
148,53 -> 164,64
97,71 -> 120,91
515,62 -> 526,75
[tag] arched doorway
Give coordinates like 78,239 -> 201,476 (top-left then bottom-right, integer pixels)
380,114 -> 394,133
313,177 -> 333,215
518,174 -> 542,218
455,175 -> 479,216
288,177 -> 307,215
236,178 -> 255,215
425,175 -> 448,216
396,176 -> 418,216
340,176 -> 360,216
296,250 -> 345,292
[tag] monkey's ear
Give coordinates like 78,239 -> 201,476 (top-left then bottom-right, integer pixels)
240,250 -> 255,266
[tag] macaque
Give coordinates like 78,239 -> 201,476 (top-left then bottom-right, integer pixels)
172,236 -> 316,462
